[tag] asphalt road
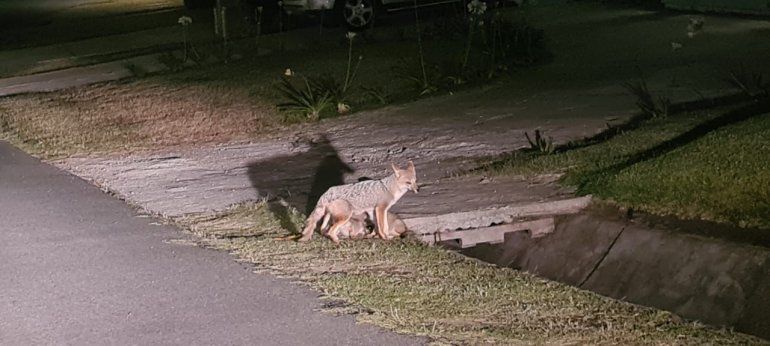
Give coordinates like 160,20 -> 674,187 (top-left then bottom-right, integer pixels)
0,141 -> 420,345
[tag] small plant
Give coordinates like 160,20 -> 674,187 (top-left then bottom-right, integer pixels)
158,52 -> 186,72
439,13 -> 547,71
122,62 -> 148,78
725,66 -> 767,98
411,0 -> 432,96
361,85 -> 390,105
414,5 -> 547,87
255,6 -> 264,49
491,19 -> 546,66
438,59 -> 485,87
524,129 -> 555,155
338,32 -> 364,112
310,74 -> 344,101
686,16 -> 704,38
462,0 -> 487,73
177,16 -> 201,64
277,71 -> 332,121
278,1 -> 285,51
422,14 -> 466,40
392,58 -> 439,96
441,60 -> 469,86
0,113 -> 8,133
308,74 -> 354,115
302,32 -> 364,115
624,80 -> 670,118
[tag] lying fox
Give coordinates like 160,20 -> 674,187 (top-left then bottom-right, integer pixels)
323,208 -> 408,240
300,161 -> 418,243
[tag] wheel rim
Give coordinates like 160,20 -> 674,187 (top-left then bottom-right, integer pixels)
343,0 -> 373,28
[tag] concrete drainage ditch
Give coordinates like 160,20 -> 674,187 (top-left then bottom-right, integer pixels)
456,205 -> 770,340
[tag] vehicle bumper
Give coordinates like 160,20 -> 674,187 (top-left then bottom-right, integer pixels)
282,0 -> 333,12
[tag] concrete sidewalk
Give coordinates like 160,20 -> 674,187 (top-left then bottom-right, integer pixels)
0,25 -> 186,79
0,140 -> 421,345
0,54 -> 168,97
0,23 -> 189,97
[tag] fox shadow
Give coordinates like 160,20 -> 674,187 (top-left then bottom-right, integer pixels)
246,134 -> 353,236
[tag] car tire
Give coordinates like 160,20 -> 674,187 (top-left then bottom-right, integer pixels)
335,0 -> 378,32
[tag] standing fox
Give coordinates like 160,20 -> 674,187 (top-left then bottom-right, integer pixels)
299,161 -> 418,243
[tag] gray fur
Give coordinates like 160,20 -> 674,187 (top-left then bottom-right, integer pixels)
317,175 -> 396,213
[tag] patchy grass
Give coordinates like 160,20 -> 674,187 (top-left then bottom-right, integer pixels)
173,201 -> 761,344
584,111 -> 770,229
487,104 -> 770,230
0,81 -> 273,158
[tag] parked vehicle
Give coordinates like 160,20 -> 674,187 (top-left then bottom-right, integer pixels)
284,0 -> 464,31
184,0 -> 285,33
185,0 -> 517,32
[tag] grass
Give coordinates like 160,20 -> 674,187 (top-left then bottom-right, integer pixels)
173,201 -> 762,344
487,104 -> 770,230
0,82 -> 272,158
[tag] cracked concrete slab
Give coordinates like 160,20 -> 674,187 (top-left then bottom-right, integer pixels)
403,196 -> 591,234
0,54 -> 168,97
57,81 -> 632,221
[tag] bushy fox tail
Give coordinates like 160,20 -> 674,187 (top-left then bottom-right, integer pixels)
298,203 -> 326,241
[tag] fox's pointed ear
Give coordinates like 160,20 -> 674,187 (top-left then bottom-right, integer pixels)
407,160 -> 415,172
391,162 -> 400,177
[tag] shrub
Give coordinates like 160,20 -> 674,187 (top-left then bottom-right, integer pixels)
525,129 -> 555,155
277,75 -> 332,121
392,57 -> 440,96
624,80 -> 670,118
726,66 -> 767,98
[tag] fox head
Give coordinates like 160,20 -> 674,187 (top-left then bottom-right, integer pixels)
391,161 -> 418,194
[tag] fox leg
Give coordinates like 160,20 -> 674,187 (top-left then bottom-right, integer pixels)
374,204 -> 392,240
324,199 -> 353,244
319,213 -> 332,233
299,204 -> 325,242
326,211 -> 352,244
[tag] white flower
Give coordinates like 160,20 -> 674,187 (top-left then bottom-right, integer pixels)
284,68 -> 294,76
346,32 -> 357,40
671,42 -> 682,51
467,0 -> 487,16
178,16 -> 193,26
686,17 -> 704,38
688,17 -> 704,30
